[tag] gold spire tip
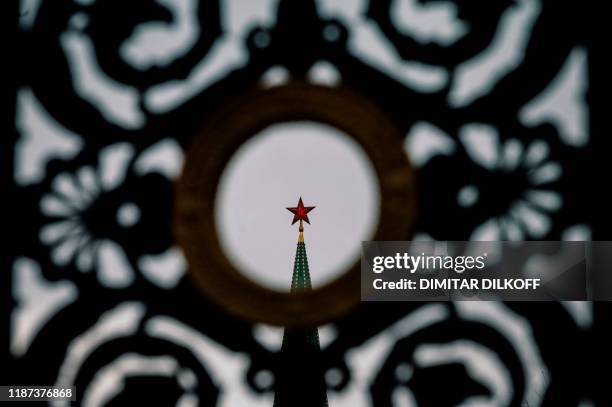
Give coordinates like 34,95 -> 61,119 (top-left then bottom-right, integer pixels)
298,219 -> 304,242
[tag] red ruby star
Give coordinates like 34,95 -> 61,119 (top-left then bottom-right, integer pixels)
286,197 -> 315,225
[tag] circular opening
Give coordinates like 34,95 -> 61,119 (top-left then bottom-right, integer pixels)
395,363 -> 414,383
323,24 -> 341,42
215,121 -> 380,291
253,30 -> 271,48
254,369 -> 274,389
325,368 -> 344,387
117,202 -> 141,228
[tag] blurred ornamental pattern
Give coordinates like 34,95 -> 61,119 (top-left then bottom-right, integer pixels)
3,0 -> 604,406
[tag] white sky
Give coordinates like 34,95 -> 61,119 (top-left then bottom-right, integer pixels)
216,121 -> 380,291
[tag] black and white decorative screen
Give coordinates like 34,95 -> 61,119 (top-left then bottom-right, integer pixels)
4,0 -> 603,406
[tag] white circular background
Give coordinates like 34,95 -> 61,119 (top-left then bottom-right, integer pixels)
215,121 -> 380,291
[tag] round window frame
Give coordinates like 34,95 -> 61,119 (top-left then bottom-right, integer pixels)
174,83 -> 417,327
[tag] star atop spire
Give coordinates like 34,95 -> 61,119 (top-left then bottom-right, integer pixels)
277,197 -> 328,407
286,197 -> 315,225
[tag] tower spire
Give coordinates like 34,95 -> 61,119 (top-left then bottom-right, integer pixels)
274,198 -> 328,407
291,219 -> 312,291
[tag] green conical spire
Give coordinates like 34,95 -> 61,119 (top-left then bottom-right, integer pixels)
274,206 -> 329,407
286,222 -> 321,349
291,222 -> 312,291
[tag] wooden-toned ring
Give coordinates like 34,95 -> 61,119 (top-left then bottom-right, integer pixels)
174,83 -> 417,327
